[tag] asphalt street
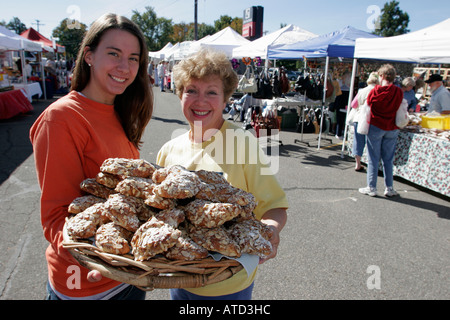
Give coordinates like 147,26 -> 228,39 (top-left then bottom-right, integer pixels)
0,88 -> 449,300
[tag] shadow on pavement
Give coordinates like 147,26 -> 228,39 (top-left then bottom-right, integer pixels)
0,98 -> 56,185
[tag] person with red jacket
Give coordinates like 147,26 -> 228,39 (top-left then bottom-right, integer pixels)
359,64 -> 403,198
30,13 -> 153,299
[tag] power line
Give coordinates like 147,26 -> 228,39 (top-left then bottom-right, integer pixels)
32,19 -> 45,32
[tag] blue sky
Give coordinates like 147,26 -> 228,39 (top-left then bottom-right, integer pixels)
2,0 -> 449,40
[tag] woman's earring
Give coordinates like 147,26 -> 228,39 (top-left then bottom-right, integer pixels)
88,64 -> 92,67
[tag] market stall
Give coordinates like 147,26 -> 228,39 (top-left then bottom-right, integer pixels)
343,18 -> 450,197
267,26 -> 380,148
232,24 -> 317,62
0,26 -> 43,119
187,27 -> 250,59
347,129 -> 449,197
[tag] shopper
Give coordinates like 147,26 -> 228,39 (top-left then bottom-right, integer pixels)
30,13 -> 153,300
359,64 -> 403,197
156,48 -> 288,300
401,77 -> 417,113
351,72 -> 379,171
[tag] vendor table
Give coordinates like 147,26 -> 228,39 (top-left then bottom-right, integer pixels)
13,82 -> 43,102
268,97 -> 331,147
347,129 -> 450,197
0,89 -> 33,120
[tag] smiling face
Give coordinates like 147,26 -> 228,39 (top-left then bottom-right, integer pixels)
83,29 -> 140,104
181,75 -> 227,142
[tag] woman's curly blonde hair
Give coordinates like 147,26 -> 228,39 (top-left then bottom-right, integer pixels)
173,49 -> 239,102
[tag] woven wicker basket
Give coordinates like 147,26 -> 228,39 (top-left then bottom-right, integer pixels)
62,221 -> 243,290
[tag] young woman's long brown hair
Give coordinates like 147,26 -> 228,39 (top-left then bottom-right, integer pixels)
71,13 -> 153,149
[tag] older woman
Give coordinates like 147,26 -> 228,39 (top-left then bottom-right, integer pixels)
359,64 -> 403,197
401,77 -> 417,113
351,72 -> 379,171
156,49 -> 288,300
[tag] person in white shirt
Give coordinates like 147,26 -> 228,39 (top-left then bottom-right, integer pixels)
425,74 -> 450,114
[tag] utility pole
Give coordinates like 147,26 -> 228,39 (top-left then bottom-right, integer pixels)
32,19 -> 45,32
194,0 -> 198,40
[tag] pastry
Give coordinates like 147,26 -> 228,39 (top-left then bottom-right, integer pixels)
196,181 -> 256,207
189,225 -> 241,257
96,172 -> 122,189
154,207 -> 185,228
95,222 -> 133,255
184,199 -> 242,228
80,178 -> 116,199
164,232 -> 208,261
100,158 -> 156,178
103,194 -> 142,232
228,219 -> 273,258
68,195 -> 105,214
66,203 -> 106,239
115,176 -> 153,199
131,217 -> 181,261
143,187 -> 177,210
153,165 -> 202,199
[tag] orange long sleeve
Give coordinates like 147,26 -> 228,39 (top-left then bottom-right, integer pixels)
30,91 -> 139,297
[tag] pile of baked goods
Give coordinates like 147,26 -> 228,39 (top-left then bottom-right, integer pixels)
65,158 -> 273,263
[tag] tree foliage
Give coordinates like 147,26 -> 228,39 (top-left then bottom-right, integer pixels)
373,0 -> 410,37
131,6 -> 174,52
2,17 -> 27,34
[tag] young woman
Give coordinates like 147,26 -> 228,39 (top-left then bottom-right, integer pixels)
30,13 -> 153,300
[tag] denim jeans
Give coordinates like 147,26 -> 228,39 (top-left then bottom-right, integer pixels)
45,281 -> 146,300
352,122 -> 367,157
366,124 -> 399,189
170,282 -> 254,300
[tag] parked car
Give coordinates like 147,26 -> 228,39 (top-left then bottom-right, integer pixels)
286,70 -> 301,81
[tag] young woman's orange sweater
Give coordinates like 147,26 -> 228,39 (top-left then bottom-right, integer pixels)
30,91 -> 139,298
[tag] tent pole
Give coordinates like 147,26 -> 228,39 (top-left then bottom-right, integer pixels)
317,56 -> 329,149
341,58 -> 358,158
40,52 -> 46,100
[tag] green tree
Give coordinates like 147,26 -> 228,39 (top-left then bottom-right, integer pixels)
52,19 -> 88,58
7,17 -> 27,34
374,1 -> 410,37
186,23 -> 215,41
131,6 -> 174,51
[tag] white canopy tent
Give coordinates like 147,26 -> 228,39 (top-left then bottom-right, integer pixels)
232,24 -> 317,60
148,42 -> 173,60
0,26 -> 45,98
354,18 -> 450,64
164,41 -> 195,61
341,18 -> 450,157
187,26 -> 250,58
0,25 -> 43,52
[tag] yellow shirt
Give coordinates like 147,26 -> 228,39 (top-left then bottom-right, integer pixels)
156,121 -> 288,296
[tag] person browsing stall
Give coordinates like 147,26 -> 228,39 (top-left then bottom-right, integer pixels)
30,13 -> 153,300
425,74 -> 450,114
350,72 -> 379,171
401,77 -> 417,113
156,48 -> 288,300
359,64 -> 403,198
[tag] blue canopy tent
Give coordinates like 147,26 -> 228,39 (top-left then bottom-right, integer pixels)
268,26 -> 379,60
267,26 -> 380,148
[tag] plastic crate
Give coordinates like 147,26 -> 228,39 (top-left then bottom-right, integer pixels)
421,115 -> 450,130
